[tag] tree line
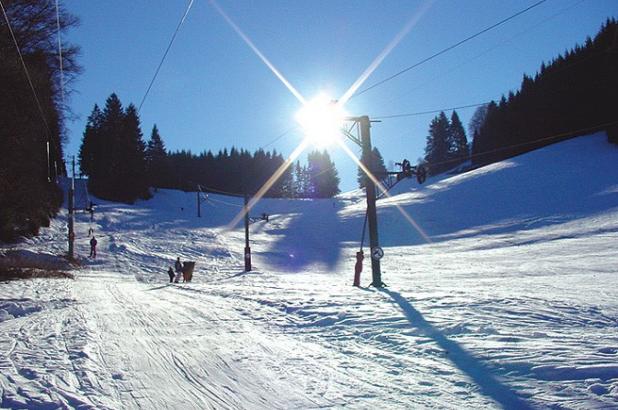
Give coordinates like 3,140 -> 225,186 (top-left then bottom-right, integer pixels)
470,18 -> 618,166
0,0 -> 80,242
421,19 -> 617,176
79,93 -> 341,201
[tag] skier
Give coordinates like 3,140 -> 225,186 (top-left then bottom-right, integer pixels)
167,267 -> 175,283
89,236 -> 98,258
174,257 -> 183,283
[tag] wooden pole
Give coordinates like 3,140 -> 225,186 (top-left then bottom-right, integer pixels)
244,193 -> 251,271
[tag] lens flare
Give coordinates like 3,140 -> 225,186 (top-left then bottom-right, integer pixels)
339,0 -> 434,105
208,0 -> 305,104
295,94 -> 347,147
208,0 -> 434,244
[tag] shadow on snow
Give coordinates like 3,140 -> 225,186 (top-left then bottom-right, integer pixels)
383,288 -> 533,410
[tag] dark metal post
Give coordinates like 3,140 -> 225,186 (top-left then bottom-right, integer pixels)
68,156 -> 75,259
197,190 -> 201,218
359,116 -> 382,287
244,193 -> 252,271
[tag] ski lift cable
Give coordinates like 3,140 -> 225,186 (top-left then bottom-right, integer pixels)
207,196 -> 243,208
0,0 -> 54,176
0,0 -> 52,135
54,0 -> 65,109
353,0 -> 548,99
373,0 -> 585,110
53,0 -> 65,182
199,185 -> 245,197
81,177 -> 91,207
138,0 -> 195,112
372,44 -> 607,124
373,102 -> 490,120
260,126 -> 299,150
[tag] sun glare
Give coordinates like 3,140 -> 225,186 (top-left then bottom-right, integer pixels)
295,94 -> 347,147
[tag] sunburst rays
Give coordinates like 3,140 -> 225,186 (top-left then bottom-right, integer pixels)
210,0 -> 432,242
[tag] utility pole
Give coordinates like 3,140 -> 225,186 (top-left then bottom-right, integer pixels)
244,193 -> 252,271
359,116 -> 383,287
197,190 -> 201,218
67,156 -> 75,260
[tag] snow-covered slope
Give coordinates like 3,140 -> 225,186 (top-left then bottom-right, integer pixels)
1,132 -> 617,409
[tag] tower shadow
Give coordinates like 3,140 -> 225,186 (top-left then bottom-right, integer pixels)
382,288 -> 533,410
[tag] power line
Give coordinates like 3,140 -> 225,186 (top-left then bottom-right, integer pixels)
374,0 -> 584,110
354,0 -> 548,98
260,125 -> 299,150
54,0 -> 65,108
138,0 -> 194,112
53,0 -> 65,181
200,184 -> 245,197
208,196 -> 243,208
373,102 -> 489,120
0,0 -> 52,137
1,0 -> 55,181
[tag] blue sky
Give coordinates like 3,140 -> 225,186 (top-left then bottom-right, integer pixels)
63,0 -> 617,191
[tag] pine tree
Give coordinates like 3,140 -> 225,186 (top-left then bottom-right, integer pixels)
121,104 -> 149,201
294,161 -> 305,197
81,94 -> 149,202
306,150 -> 340,198
87,93 -> 123,198
424,112 -> 450,175
145,124 -> 169,189
358,147 -> 387,188
276,153 -> 295,198
468,105 -> 488,142
79,104 -> 103,176
449,111 -> 469,165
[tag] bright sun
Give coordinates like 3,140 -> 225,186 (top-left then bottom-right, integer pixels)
295,93 -> 347,147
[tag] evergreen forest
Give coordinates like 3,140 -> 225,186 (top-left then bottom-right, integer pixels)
470,18 -> 618,166
0,0 -> 79,242
79,94 -> 341,200
422,19 -> 618,174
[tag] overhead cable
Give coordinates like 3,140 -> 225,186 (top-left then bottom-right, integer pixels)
260,125 -> 299,150
354,0 -> 548,98
138,0 -> 194,112
0,0 -> 52,136
376,0 -> 584,109
54,0 -> 65,108
374,102 -> 489,120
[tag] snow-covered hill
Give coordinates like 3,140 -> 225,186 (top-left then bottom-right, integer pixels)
1,132 -> 617,409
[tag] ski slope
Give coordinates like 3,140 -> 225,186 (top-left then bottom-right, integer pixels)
1,132 -> 618,409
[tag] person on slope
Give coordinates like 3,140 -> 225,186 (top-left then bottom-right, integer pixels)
174,257 -> 183,283
167,267 -> 175,283
89,236 -> 98,258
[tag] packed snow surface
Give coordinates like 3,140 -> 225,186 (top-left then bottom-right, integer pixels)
1,133 -> 617,409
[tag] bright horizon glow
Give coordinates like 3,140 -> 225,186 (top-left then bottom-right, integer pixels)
295,93 -> 347,148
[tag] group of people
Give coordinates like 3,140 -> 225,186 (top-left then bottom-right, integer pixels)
168,257 -> 185,283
